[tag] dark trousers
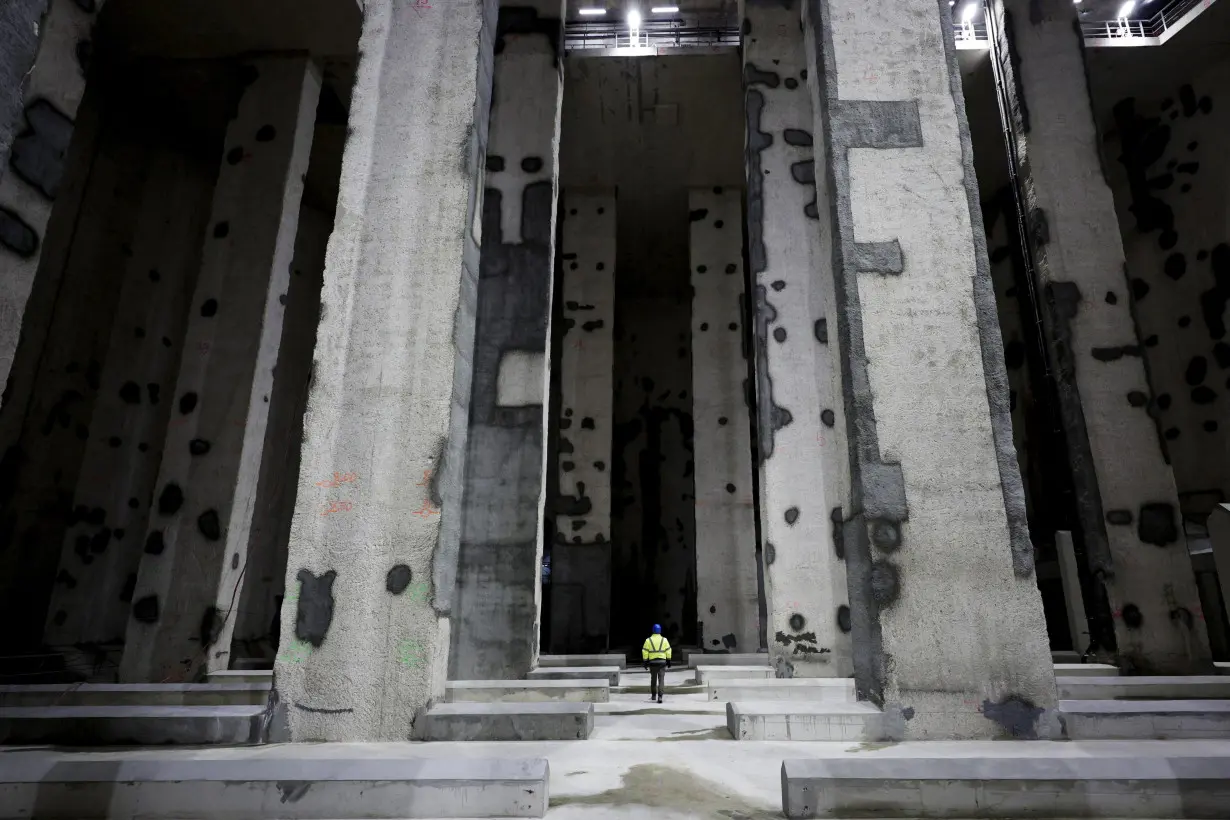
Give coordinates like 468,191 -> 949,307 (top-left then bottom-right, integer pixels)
648,661 -> 667,698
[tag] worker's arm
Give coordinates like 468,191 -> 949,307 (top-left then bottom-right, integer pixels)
641,638 -> 651,661
665,639 -> 672,661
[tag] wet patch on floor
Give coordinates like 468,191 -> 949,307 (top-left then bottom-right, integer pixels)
552,763 -> 777,816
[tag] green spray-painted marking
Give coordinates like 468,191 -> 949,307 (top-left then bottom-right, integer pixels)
397,639 -> 426,668
407,581 -> 430,603
278,639 -> 312,665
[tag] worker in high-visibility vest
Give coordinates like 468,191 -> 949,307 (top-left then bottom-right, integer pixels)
641,624 -> 672,703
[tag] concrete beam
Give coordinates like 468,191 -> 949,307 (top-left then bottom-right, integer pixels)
272,0 -> 498,741
1055,530 -> 1090,654
121,58 -> 321,683
1060,699 -> 1230,739
728,701 -> 882,741
707,678 -> 855,702
782,755 -> 1230,818
417,702 -> 593,741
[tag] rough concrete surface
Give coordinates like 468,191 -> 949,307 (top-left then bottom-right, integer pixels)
744,0 -> 852,681
274,0 -> 498,741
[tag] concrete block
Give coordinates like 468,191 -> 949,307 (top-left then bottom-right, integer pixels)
690,653 -> 769,666
0,705 -> 266,745
781,755 -> 1230,818
208,669 -> 274,684
1060,699 -> 1230,739
538,654 -> 627,669
527,667 -> 620,685
695,666 -> 775,685
708,679 -> 855,703
1056,676 -> 1230,700
446,680 -> 609,703
0,683 -> 270,707
1054,663 -> 1119,677
1051,650 -> 1082,664
1217,662 -> 1229,676
418,702 -> 593,741
0,752 -> 549,818
727,701 -> 883,741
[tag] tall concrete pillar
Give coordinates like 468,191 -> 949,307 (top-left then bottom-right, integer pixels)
1055,530 -> 1090,653
804,0 -> 1057,738
549,189 -> 615,653
450,0 -> 563,681
1209,504 -> 1230,643
273,0 -> 497,741
231,205 -> 333,661
0,0 -> 106,404
990,0 -> 1210,673
744,0 -> 851,677
689,187 -> 759,654
43,145 -> 213,647
120,58 -> 321,682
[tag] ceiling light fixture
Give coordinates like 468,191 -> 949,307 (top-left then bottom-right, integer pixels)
1117,0 -> 1135,16
651,5 -> 679,12
960,3 -> 979,22
578,7 -> 607,15
628,8 -> 642,27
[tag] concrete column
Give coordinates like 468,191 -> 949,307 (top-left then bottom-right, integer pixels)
231,205 -> 332,662
1055,530 -> 1090,654
1209,504 -> 1230,643
991,0 -> 1210,673
804,0 -> 1057,738
450,0 -> 563,681
549,189 -> 615,653
273,0 -> 497,742
744,0 -> 851,678
120,58 -> 321,682
42,144 -> 214,647
0,0 -> 105,404
688,187 -> 759,654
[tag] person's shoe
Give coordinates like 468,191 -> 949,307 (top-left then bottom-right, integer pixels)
657,697 -> 663,704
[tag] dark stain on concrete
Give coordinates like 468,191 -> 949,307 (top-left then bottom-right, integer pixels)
158,483 -> 184,515
982,695 -> 1043,738
294,569 -> 337,647
198,509 -> 222,541
132,595 -> 159,623
386,564 -> 412,594
1137,502 -> 1177,546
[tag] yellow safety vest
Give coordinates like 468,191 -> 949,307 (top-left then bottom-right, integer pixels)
642,634 -> 672,661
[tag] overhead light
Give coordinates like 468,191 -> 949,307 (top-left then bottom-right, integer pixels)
578,7 -> 607,15
960,3 -> 979,22
628,8 -> 642,27
651,5 -> 679,11
1117,0 -> 1134,16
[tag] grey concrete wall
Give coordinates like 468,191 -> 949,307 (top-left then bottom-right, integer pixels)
1101,55 -> 1230,522
992,0 -> 1209,674
42,140 -> 214,649
232,204 -> 332,659
450,0 -> 563,682
804,0 -> 1057,738
0,0 -> 104,407
549,188 -> 615,653
273,0 -> 497,741
121,58 -> 321,682
744,0 -> 851,677
689,186 -> 759,654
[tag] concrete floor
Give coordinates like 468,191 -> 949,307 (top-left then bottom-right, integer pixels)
6,665 -> 1230,819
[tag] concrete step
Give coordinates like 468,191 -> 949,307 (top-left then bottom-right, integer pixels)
695,665 -> 774,685
708,678 -> 856,703
232,657 -> 273,670
1057,675 -> 1230,700
1051,650 -> 1082,664
0,750 -> 548,818
418,702 -> 593,741
1217,661 -> 1229,675
1054,662 -> 1119,677
0,682 -> 270,707
446,680 -> 609,703
781,755 -> 1230,818
1060,699 -> 1230,739
727,701 -> 882,741
0,704 -> 266,745
538,654 -> 627,669
527,667 -> 620,685
614,683 -> 705,695
207,669 -> 274,684
688,652 -> 770,666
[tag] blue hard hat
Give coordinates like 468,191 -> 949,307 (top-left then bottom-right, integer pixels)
653,624 -> 662,633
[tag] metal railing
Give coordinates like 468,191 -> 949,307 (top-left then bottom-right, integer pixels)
565,18 -> 740,52
1079,0 -> 1213,41
562,0 -> 1217,53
